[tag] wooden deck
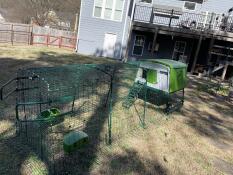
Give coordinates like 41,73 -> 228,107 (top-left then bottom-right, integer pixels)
132,21 -> 233,42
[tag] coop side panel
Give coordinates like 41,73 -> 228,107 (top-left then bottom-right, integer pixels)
169,67 -> 187,93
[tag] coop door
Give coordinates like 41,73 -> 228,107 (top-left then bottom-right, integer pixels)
146,70 -> 157,84
159,71 -> 169,92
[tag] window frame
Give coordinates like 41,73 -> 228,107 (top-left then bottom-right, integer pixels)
172,41 -> 187,61
183,1 -> 196,11
93,0 -> 104,18
140,0 -> 153,4
93,0 -> 125,22
132,35 -> 145,56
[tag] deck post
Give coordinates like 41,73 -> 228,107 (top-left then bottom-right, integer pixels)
191,35 -> 203,74
151,27 -> 159,54
221,63 -> 229,80
207,36 -> 215,75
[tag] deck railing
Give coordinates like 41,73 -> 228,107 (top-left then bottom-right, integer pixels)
133,4 -> 233,33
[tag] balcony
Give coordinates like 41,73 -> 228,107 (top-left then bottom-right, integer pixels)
133,4 -> 233,35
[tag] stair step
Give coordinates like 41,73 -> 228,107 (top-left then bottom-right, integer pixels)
122,82 -> 144,109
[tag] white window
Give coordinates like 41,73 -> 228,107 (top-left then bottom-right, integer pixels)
133,35 -> 145,56
94,0 -> 103,17
104,0 -> 113,19
114,0 -> 124,21
184,2 -> 196,11
93,0 -> 124,21
140,0 -> 152,3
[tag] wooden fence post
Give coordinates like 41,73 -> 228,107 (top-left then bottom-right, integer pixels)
30,32 -> 33,45
46,34 -> 49,47
59,36 -> 62,48
11,24 -> 14,45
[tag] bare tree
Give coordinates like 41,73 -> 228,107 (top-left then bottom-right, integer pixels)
0,0 -> 80,28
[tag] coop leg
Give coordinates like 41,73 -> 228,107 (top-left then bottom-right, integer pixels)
71,97 -> 75,113
182,89 -> 185,105
142,87 -> 147,128
165,101 -> 171,115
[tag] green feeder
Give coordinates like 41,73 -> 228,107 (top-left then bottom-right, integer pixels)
39,108 -> 61,122
40,110 -> 51,118
49,108 -> 61,117
63,131 -> 89,153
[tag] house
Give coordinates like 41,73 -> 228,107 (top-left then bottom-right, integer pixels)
0,9 -> 6,22
77,0 -> 233,79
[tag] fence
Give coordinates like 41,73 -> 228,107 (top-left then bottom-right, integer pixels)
0,22 -> 32,45
32,25 -> 77,49
0,22 -> 77,49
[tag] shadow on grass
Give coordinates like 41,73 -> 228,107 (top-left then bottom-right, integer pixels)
0,116 -> 48,175
99,148 -> 167,175
176,77 -> 233,145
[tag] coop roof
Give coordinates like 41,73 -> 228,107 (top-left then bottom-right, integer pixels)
144,59 -> 187,69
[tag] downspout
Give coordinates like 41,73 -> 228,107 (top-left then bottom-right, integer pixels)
76,0 -> 83,52
120,0 -> 134,60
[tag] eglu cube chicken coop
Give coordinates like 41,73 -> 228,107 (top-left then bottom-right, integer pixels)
124,59 -> 188,113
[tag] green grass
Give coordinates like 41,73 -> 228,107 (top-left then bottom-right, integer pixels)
0,45 -> 233,175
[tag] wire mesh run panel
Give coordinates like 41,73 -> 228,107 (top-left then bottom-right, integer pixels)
15,64 -> 114,173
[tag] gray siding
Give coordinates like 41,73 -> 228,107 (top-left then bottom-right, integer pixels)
77,0 -> 131,59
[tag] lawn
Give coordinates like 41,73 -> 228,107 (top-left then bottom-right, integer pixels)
0,45 -> 233,175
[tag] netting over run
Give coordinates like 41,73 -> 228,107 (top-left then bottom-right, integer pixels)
15,64 -> 114,173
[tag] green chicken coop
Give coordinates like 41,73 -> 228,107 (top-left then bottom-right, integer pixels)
136,59 -> 188,93
124,59 -> 188,113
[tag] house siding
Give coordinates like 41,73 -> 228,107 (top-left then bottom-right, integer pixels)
77,0 -> 131,59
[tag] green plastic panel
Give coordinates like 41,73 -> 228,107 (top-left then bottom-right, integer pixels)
146,70 -> 157,84
169,68 -> 187,93
63,131 -> 89,153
